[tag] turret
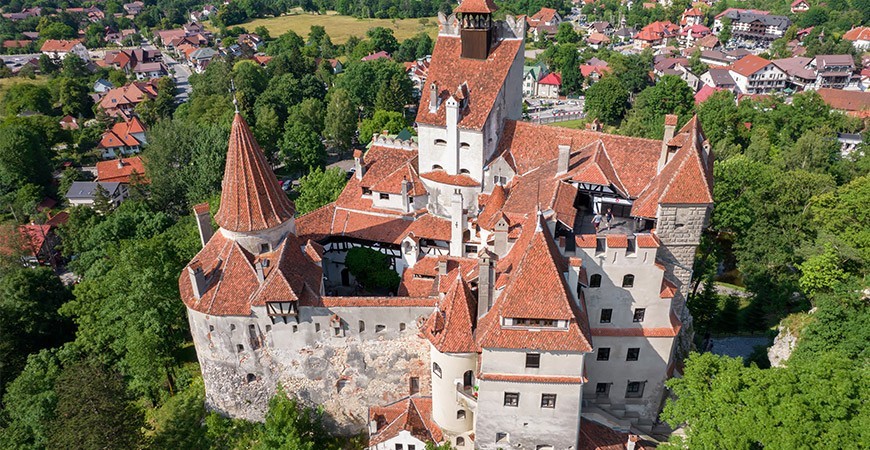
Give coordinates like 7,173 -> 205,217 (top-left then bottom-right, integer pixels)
455,0 -> 499,59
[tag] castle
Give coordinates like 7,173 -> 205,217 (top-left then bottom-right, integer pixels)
179,2 -> 713,449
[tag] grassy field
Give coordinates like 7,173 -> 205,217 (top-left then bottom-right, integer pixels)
219,11 -> 438,44
552,119 -> 588,129
0,75 -> 49,98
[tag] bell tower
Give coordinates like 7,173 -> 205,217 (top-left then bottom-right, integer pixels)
455,0 -> 499,59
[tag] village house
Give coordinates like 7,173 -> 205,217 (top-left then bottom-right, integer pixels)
40,39 -> 88,61
843,27 -> 870,51
536,72 -> 562,98
772,56 -> 816,91
790,0 -> 810,14
713,9 -> 791,46
680,7 -> 705,27
405,57 -> 431,96
179,5 -> 712,450
807,55 -> 855,89
96,156 -> 147,184
2,7 -> 41,21
98,80 -> 159,118
527,7 -> 562,40
633,21 -> 679,49
816,88 -> 870,118
727,54 -> 786,94
65,182 -> 128,208
98,116 -> 148,158
123,1 -> 145,16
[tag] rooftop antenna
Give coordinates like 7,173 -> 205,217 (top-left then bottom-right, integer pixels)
230,79 -> 239,114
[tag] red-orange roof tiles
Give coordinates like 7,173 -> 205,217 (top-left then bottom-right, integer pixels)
419,169 -> 480,187
605,234 -> 628,248
478,373 -> 586,384
321,296 -> 436,307
96,156 -> 147,183
454,0 -> 498,13
215,113 -> 295,232
422,277 -> 479,353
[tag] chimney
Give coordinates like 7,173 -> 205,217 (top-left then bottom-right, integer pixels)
255,260 -> 265,282
658,114 -> 678,173
117,158 -> 124,169
477,250 -> 495,319
493,216 -> 508,256
188,262 -> 206,299
450,189 -> 465,257
557,143 -> 570,175
567,257 -> 582,305
437,258 -> 448,276
193,203 -> 213,247
354,149 -> 365,180
401,177 -> 411,212
429,81 -> 438,113
446,96 -> 460,173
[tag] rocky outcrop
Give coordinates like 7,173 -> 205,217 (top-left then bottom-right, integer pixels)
767,325 -> 798,368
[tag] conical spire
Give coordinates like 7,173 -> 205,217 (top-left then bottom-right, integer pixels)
215,113 -> 295,233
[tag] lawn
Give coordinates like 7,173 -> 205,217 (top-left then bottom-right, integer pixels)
217,11 -> 438,44
0,75 -> 48,92
552,119 -> 588,129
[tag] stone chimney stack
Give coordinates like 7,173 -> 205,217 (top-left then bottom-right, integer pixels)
450,189 -> 465,257
658,114 -> 678,173
567,257 -> 582,305
188,262 -> 206,299
446,96 -> 460,174
429,81 -> 438,113
255,260 -> 265,282
477,250 -> 495,319
401,177 -> 411,212
354,149 -> 366,180
557,143 -> 571,175
193,203 -> 213,248
493,215 -> 508,256
437,258 -> 448,276
117,158 -> 124,169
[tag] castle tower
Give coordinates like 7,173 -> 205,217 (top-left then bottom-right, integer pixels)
214,112 -> 296,254
455,0 -> 498,59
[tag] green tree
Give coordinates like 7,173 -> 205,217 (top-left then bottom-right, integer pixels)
38,22 -> 76,40
583,75 -> 629,125
0,268 -> 72,396
554,22 -> 579,43
0,348 -> 63,449
778,127 -> 840,173
697,89 -> 739,150
345,247 -> 400,292
688,48 -> 708,75
254,105 -> 283,162
366,26 -> 399,54
0,122 -> 52,196
359,110 -> 407,144
610,50 -> 653,94
60,54 -> 89,79
280,122 -> 326,173
1,83 -> 52,115
324,88 -> 357,153
288,98 -> 326,135
295,167 -> 347,214
560,46 -> 583,96
255,388 -> 338,450
91,184 -> 113,214
375,71 -> 411,112
621,75 -> 695,139
57,77 -> 92,117
719,17 -> 732,44
49,359 -> 143,450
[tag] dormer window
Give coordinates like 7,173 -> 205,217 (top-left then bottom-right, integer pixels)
266,301 -> 297,324
509,318 -> 559,328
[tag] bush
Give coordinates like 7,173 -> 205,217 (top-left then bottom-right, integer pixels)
344,247 -> 400,293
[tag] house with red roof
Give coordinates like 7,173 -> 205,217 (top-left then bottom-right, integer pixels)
680,7 -> 705,27
97,116 -> 147,158
816,88 -> 870,118
96,156 -> 147,184
1,223 -> 61,267
537,72 -> 562,98
633,21 -> 679,48
177,7 -> 713,450
527,7 -> 563,40
361,50 -> 392,62
843,27 -> 870,51
97,80 -> 159,118
790,0 -> 810,13
727,54 -> 786,94
40,39 -> 88,60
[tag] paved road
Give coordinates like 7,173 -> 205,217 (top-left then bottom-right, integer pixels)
143,39 -> 192,102
528,98 -> 585,122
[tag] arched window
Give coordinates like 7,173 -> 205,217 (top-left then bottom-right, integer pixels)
460,142 -> 470,149
433,362 -> 442,378
463,370 -> 474,388
590,274 -> 602,288
456,437 -> 466,446
457,410 -> 466,419
622,274 -> 635,288
432,164 -> 444,171
459,168 -> 470,174
246,373 -> 256,383
434,139 -> 447,146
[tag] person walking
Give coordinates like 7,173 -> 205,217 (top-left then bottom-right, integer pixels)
605,208 -> 614,230
592,212 -> 603,232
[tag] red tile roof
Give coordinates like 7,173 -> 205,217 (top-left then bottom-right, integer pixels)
416,36 -> 522,130
816,88 -> 870,113
40,39 -> 83,52
605,234 -> 628,248
728,54 -> 773,77
368,397 -> 442,447
539,72 -> 562,86
321,296 -> 436,307
419,169 -> 480,187
529,7 -> 558,24
215,113 -> 295,232
454,0 -> 498,13
422,276 -> 479,353
478,184 -> 507,229
579,419 -> 653,450
843,26 -> 870,42
96,156 -> 146,183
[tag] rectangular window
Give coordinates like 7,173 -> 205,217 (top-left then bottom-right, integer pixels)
626,381 -> 645,398
410,377 -> 419,395
627,348 -> 640,361
259,243 -> 270,253
633,308 -> 646,322
362,187 -> 372,195
541,393 -> 556,408
595,383 -> 609,394
315,323 -> 320,332
599,309 -> 612,323
395,445 -> 403,450
525,353 -> 541,368
408,445 -> 415,450
464,244 -> 478,254
597,348 -> 610,361
379,193 -> 390,200
504,392 -> 519,407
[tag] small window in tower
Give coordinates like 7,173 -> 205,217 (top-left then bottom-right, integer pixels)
457,409 -> 466,419
622,274 -> 635,288
230,324 -> 236,331
590,274 -> 602,288
503,392 -> 519,407
460,142 -> 470,149
315,323 -> 321,332
633,308 -> 646,322
246,373 -> 256,383
362,187 -> 372,195
376,324 -> 385,332
597,348 -> 610,361
541,393 -> 557,409
627,348 -> 640,361
496,432 -> 509,443
410,377 -> 420,395
359,320 -> 366,333
237,344 -> 244,353
399,323 -> 406,331
432,164 -> 444,170
379,193 -> 390,200
208,324 -> 214,332
292,324 -> 298,333
265,325 -> 271,332
433,362 -> 442,378
460,168 -> 470,174
434,139 -> 447,146
456,437 -> 465,446
525,353 -> 540,368
260,243 -> 270,253
600,308 -> 612,323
